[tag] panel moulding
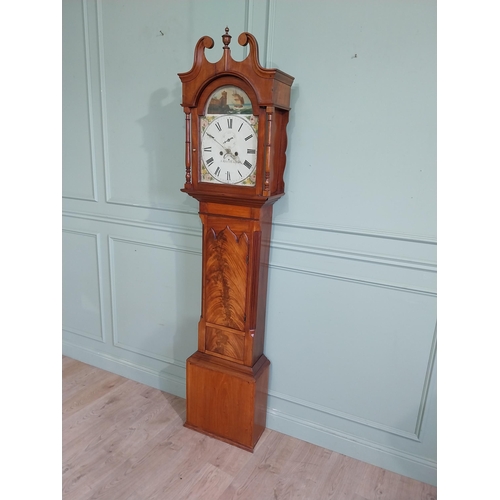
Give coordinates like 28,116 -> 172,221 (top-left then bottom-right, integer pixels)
62,229 -> 105,342
413,323 -> 437,438
268,324 -> 436,443
64,210 -> 434,295
63,0 -> 98,202
272,239 -> 436,273
269,262 -> 436,297
107,235 -> 201,367
268,390 -> 420,442
95,0 -> 112,204
265,326 -> 436,445
245,0 -> 272,68
63,210 -> 201,239
266,0 -> 276,68
104,198 -> 199,216
82,0 -> 98,202
63,210 -> 435,276
274,218 -> 437,246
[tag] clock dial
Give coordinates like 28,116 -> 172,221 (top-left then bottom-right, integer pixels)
201,114 -> 258,185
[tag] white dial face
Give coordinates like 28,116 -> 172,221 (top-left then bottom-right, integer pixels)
200,114 -> 257,185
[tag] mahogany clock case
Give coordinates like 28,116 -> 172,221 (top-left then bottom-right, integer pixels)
178,29 -> 294,451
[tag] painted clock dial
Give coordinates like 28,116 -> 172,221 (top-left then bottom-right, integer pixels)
200,86 -> 258,186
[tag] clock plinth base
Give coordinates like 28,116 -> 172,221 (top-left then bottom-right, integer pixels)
184,351 -> 270,451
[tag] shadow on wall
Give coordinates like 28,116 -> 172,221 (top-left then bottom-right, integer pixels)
270,83 -> 299,221
136,84 -> 195,213
135,84 -> 201,404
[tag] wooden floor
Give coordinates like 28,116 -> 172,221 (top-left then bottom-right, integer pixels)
62,356 -> 437,499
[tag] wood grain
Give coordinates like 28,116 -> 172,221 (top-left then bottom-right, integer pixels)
178,30 -> 294,451
185,351 -> 269,451
205,325 -> 245,361
205,226 -> 248,331
63,357 -> 437,500
179,29 -> 293,204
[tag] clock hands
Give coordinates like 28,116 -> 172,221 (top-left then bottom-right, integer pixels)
206,132 -> 241,163
203,117 -> 256,182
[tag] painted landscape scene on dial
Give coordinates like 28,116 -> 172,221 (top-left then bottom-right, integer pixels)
206,85 -> 253,114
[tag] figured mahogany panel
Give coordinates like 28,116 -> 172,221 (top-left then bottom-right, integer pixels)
205,226 -> 249,331
205,325 -> 245,362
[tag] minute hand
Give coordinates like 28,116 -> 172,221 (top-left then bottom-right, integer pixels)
206,133 -> 227,151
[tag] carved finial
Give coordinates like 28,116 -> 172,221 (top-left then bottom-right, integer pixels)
222,27 -> 232,49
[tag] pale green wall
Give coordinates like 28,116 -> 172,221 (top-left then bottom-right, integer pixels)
63,0 -> 436,485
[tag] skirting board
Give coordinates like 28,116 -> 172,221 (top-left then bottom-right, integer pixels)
266,406 -> 436,486
62,341 -> 186,399
62,341 -> 436,486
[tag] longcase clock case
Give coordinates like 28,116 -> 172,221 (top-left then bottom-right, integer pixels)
178,28 -> 294,451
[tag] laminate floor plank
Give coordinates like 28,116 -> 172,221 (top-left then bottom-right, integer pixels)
272,439 -> 335,499
63,388 -> 185,499
208,431 -> 258,476
77,411 -> 189,499
354,461 -> 438,500
365,468 -> 401,500
394,474 -> 437,500
176,462 -> 234,500
62,355 -> 82,375
217,431 -> 308,500
62,357 -> 437,499
146,446 -> 235,500
92,426 -> 210,500
131,433 -> 220,499
355,466 -> 390,500
62,357 -> 114,397
63,381 -> 155,497
63,379 -> 150,460
315,453 -> 371,499
62,362 -> 102,402
63,369 -> 127,414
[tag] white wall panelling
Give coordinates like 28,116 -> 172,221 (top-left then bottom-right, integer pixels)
108,235 -> 201,366
271,0 -> 437,240
63,0 -> 436,485
265,269 -> 435,433
62,229 -> 104,341
62,0 -> 98,201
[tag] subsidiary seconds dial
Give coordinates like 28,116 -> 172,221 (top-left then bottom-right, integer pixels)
201,115 -> 257,185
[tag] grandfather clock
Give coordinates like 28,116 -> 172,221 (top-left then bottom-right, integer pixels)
178,28 -> 294,451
